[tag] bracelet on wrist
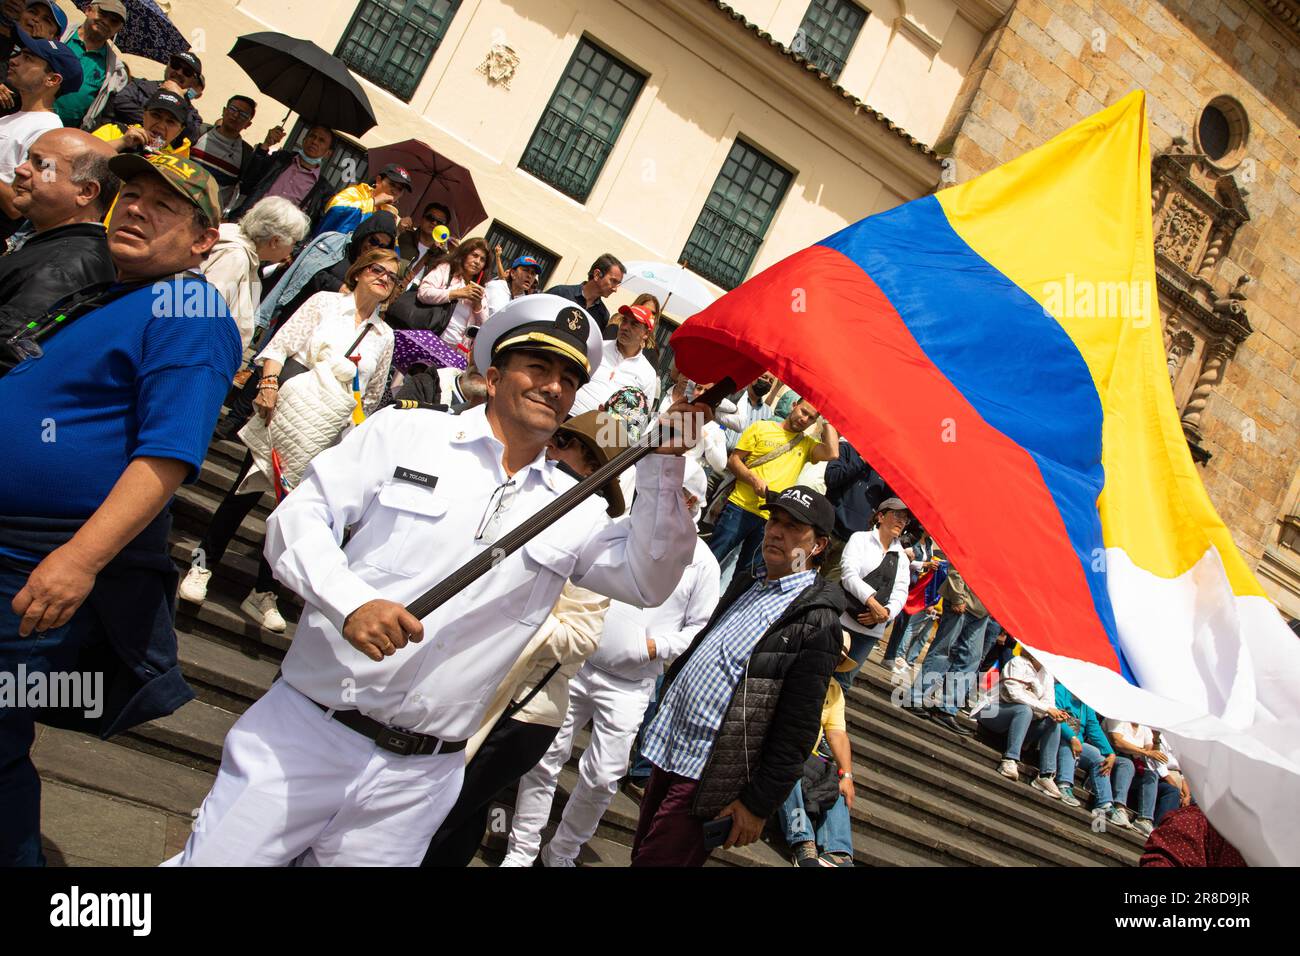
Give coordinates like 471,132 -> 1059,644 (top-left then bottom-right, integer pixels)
837,769 -> 852,780
257,383 -> 279,391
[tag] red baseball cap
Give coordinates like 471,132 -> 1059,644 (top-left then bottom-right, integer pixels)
617,303 -> 655,332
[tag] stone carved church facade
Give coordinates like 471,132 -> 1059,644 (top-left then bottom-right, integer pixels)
937,0 -> 1300,619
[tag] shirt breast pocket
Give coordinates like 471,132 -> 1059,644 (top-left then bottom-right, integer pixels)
510,537 -> 581,628
365,480 -> 450,577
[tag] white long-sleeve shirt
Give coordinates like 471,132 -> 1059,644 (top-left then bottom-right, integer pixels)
838,529 -> 910,636
587,537 -> 720,682
257,290 -> 393,414
997,655 -> 1056,716
265,403 -> 696,740
658,393 -> 727,474
570,340 -> 659,416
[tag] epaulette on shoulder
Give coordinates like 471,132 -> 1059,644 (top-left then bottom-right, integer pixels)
392,400 -> 447,411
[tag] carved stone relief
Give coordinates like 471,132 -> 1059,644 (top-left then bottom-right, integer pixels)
1150,140 -> 1252,461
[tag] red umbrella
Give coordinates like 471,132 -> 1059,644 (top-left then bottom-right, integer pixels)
366,140 -> 488,236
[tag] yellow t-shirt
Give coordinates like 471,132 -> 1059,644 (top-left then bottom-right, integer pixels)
90,126 -> 192,227
815,680 -> 847,756
728,419 -> 818,516
90,124 -> 191,158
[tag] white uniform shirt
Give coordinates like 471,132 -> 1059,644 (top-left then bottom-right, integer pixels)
570,340 -> 659,416
265,404 -> 696,740
587,537 -> 721,683
839,530 -> 910,636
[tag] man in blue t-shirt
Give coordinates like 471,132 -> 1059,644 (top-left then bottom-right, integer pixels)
0,152 -> 239,866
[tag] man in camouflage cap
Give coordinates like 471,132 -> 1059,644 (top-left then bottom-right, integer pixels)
0,150 -> 238,865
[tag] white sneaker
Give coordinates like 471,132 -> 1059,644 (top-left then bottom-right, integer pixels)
540,844 -> 576,868
497,858 -> 527,868
998,759 -> 1019,781
241,590 -> 286,633
1031,776 -> 1063,799
178,566 -> 212,604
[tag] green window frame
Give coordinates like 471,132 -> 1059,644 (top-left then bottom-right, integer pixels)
519,37 -> 646,202
680,140 -> 794,291
336,0 -> 463,101
793,0 -> 868,81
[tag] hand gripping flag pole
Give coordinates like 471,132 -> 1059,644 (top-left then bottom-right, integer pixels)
403,378 -> 735,621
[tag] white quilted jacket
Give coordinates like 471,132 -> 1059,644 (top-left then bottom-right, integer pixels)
237,343 -> 358,496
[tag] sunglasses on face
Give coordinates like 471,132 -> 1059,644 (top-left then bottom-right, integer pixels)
423,212 -> 448,225
366,235 -> 392,248
170,63 -> 197,80
225,105 -> 253,120
365,264 -> 399,284
553,432 -> 601,473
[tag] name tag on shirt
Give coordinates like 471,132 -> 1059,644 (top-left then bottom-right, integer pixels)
394,467 -> 437,488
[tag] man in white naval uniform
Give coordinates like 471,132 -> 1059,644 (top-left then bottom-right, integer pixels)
502,460 -> 721,867
170,294 -> 705,866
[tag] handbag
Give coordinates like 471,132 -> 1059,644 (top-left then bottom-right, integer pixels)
384,287 -> 454,334
841,550 -> 901,619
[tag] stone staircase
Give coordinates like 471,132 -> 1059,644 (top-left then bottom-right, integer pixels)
33,435 -> 1145,867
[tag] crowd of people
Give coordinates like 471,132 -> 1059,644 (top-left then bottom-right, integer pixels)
0,2 -> 1224,870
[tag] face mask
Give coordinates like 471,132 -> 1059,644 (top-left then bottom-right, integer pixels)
751,379 -> 772,398
295,149 -> 323,168
185,88 -> 198,100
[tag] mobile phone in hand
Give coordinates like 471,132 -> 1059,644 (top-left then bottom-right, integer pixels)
702,817 -> 732,850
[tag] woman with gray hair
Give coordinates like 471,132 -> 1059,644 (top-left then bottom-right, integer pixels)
202,195 -> 310,349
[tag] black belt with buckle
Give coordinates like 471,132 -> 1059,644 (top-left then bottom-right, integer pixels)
304,695 -> 466,757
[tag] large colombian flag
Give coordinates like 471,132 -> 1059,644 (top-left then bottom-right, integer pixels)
672,91 -> 1300,865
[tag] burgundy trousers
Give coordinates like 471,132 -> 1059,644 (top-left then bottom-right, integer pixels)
630,767 -> 709,867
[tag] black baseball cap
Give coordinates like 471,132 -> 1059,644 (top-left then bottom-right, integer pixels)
169,51 -> 202,75
378,164 -> 413,191
144,89 -> 188,124
766,485 -> 835,537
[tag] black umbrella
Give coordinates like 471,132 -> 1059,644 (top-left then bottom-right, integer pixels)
228,32 -> 376,137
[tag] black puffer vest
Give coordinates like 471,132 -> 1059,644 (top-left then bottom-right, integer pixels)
658,571 -> 845,820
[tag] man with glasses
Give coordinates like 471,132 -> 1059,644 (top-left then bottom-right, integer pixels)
191,95 -> 258,215
170,294 -> 709,866
53,0 -> 127,129
398,200 -> 451,280
95,50 -> 203,149
0,153 -> 239,865
231,123 -> 338,229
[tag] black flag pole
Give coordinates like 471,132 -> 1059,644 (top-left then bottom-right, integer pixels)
404,378 -> 737,620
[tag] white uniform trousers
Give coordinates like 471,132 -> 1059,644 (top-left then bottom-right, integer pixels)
503,664 -> 653,866
164,680 -> 464,866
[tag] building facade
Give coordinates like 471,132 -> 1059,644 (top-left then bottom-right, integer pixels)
936,0 -> 1300,618
117,0 -> 1298,617
162,0 -> 1010,297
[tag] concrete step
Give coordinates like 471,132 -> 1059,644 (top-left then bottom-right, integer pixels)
177,630 -> 281,713
122,698 -> 238,773
839,684 -> 1142,862
175,587 -> 295,657
32,724 -> 215,820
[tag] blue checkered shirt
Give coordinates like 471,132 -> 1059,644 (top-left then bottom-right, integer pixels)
639,568 -> 818,780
